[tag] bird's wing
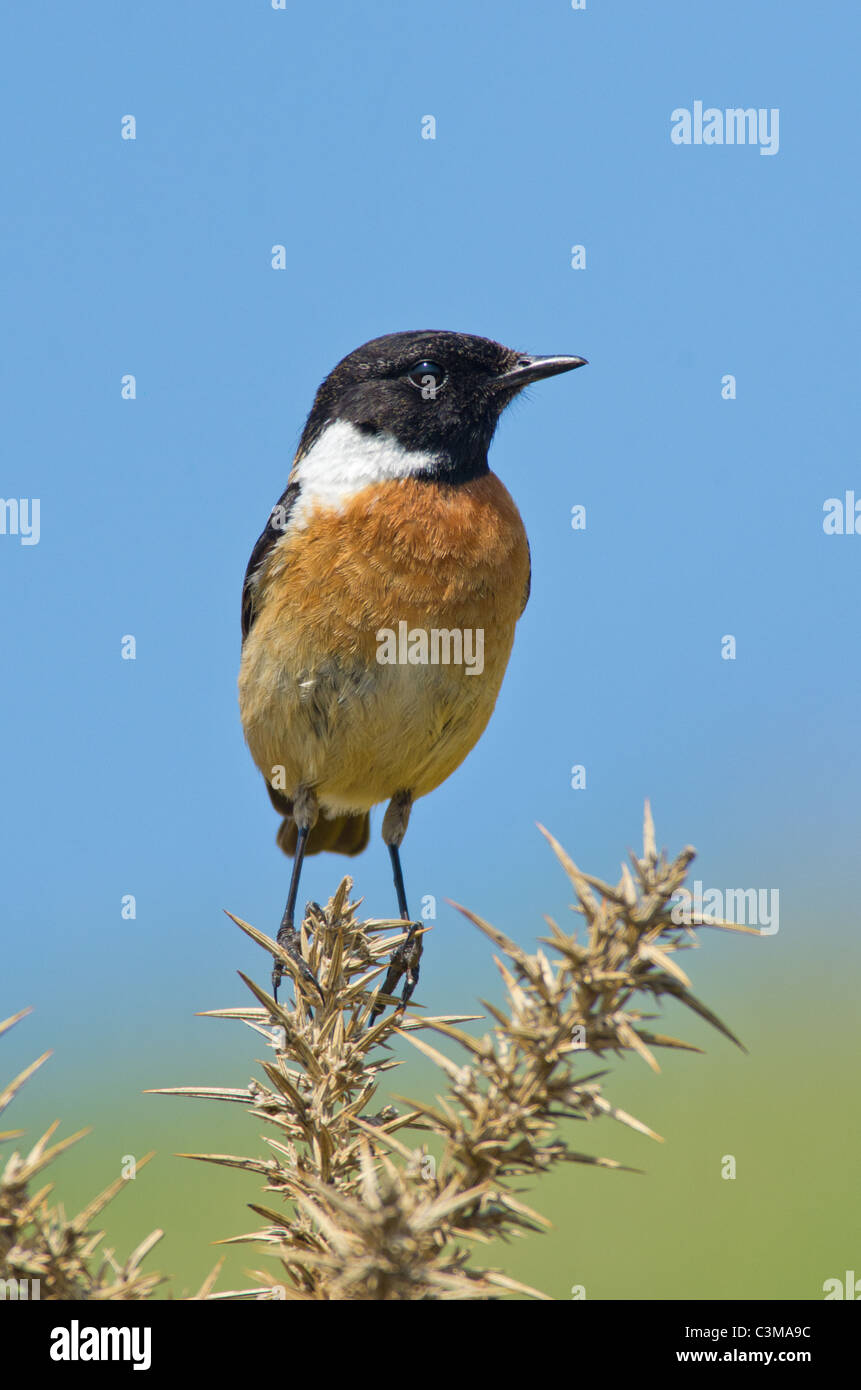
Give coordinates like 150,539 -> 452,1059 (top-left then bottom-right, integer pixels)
241,480 -> 300,642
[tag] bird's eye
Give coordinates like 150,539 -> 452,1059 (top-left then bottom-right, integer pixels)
406,360 -> 447,397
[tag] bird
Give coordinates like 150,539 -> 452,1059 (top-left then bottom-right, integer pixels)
238,330 -> 586,1014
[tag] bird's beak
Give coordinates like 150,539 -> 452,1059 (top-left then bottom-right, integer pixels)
493,353 -> 588,389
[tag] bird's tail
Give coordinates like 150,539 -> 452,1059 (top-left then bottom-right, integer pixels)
276,811 -> 370,858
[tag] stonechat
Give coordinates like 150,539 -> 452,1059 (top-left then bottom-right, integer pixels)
238,331 -> 586,1012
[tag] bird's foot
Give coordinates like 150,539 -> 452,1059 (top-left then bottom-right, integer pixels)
370,921 -> 423,1023
272,916 -> 322,1005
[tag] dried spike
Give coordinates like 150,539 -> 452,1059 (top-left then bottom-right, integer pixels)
190,1259 -> 225,1300
329,876 -> 352,919
590,1095 -> 664,1142
483,1270 -> 552,1300
177,1153 -> 275,1175
396,1030 -> 468,1082
615,1019 -> 660,1073
412,1184 -> 497,1231
643,799 -> 657,860
348,1115 -> 417,1163
659,983 -> 747,1052
197,1007 -> 269,1021
223,910 -> 287,965
635,1031 -> 704,1054
691,916 -> 763,936
0,1007 -> 33,1039
638,941 -> 692,988
446,900 -> 530,964
259,1061 -> 311,1111
0,1051 -> 53,1117
559,1150 -> 639,1173
145,1086 -> 253,1103
247,1203 -> 294,1228
205,1286 -> 271,1300
127,1229 -> 164,1270
24,1122 -> 91,1175
619,862 -> 638,906
401,1013 -> 483,1029
491,1190 -> 553,1228
422,1021 -> 492,1059
70,1152 -> 155,1232
477,998 -> 513,1029
536,824 -> 601,917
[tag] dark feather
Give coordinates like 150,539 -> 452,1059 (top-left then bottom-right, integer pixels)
521,536 -> 531,613
241,481 -> 300,641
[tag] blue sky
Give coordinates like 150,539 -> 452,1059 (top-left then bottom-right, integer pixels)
2,1 -> 859,1102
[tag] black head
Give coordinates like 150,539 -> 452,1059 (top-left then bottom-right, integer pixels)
296,330 -> 587,483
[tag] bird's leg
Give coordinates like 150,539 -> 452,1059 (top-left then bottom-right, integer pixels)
389,837 -> 410,920
372,792 -> 422,1020
273,785 -> 321,1003
383,842 -> 424,1004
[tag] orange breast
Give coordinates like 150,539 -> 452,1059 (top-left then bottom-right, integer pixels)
238,472 -> 529,812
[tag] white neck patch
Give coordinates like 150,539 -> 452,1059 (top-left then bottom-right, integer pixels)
288,420 -> 438,530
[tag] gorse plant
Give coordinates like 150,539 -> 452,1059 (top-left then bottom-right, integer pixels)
152,803 -> 754,1301
0,1010 -> 163,1301
0,806 -> 752,1300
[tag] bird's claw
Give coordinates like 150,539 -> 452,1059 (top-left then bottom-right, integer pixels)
272,922 -> 323,1004
370,921 -> 423,1023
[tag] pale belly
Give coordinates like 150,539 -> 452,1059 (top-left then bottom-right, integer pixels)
238,622 -> 516,813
